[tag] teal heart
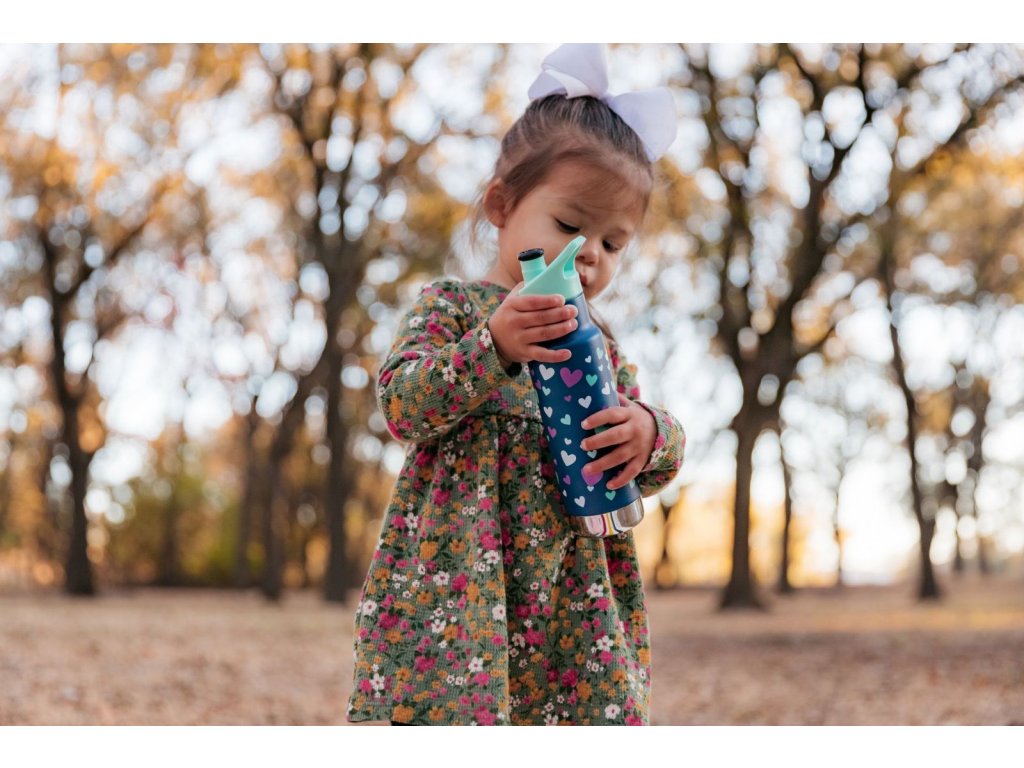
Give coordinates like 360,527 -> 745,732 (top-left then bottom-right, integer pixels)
605,490 -> 616,500
560,414 -> 571,425
586,374 -> 598,386
542,386 -> 550,395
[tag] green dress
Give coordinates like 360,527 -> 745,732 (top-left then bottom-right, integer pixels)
346,278 -> 686,725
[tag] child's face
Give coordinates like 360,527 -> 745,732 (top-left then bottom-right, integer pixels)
484,159 -> 644,301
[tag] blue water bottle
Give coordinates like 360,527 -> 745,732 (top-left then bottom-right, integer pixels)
518,236 -> 644,538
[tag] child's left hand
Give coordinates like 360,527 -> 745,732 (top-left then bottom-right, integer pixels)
579,393 -> 658,491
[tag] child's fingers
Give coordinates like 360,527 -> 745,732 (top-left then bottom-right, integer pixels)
510,292 -> 565,312
521,304 -> 577,329
579,423 -> 628,452
530,345 -> 572,363
580,406 -> 630,431
606,457 -> 645,490
581,444 -> 633,477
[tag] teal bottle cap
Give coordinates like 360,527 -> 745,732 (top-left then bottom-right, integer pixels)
518,236 -> 585,300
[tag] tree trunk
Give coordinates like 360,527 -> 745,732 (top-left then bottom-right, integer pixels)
831,469 -> 849,589
655,495 -> 679,593
322,264 -> 352,602
721,404 -> 766,610
46,264 -> 95,596
884,285 -> 942,601
233,406 -> 262,588
776,429 -> 795,595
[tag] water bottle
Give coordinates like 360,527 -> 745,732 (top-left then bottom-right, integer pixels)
518,236 -> 644,538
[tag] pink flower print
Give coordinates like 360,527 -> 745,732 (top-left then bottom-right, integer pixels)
561,669 -> 579,688
524,628 -> 545,646
475,707 -> 496,726
414,655 -> 436,673
452,572 -> 468,592
473,672 -> 490,686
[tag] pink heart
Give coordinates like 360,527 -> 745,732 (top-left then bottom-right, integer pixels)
582,467 -> 604,486
560,368 -> 583,388
547,427 -> 557,438
563,475 -> 571,485
564,395 -> 572,402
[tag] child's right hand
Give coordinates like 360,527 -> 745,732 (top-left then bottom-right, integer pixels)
487,282 -> 577,365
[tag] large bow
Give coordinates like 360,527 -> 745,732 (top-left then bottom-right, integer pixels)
527,43 -> 677,162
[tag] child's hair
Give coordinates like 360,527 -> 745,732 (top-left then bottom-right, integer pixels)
467,94 -> 657,344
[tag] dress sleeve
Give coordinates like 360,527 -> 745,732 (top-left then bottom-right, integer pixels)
609,338 -> 686,497
376,279 -> 520,443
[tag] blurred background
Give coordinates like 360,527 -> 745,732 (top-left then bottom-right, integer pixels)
1,43 -> 1023,725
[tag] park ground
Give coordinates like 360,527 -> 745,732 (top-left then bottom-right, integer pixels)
1,571 -> 1022,725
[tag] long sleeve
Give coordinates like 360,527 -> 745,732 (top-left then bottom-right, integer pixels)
376,279 -> 520,444
610,339 -> 686,498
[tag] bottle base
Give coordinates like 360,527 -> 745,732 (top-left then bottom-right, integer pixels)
567,499 -> 645,538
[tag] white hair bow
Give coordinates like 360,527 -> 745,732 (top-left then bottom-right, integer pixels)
527,43 -> 677,162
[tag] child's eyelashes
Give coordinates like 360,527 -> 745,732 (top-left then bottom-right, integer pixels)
554,219 -> 622,253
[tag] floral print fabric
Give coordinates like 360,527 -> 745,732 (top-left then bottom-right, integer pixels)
347,279 -> 685,725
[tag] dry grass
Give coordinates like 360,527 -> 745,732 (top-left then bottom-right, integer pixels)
1,572 -> 1022,725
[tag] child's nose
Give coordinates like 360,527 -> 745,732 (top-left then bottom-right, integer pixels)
576,240 -> 599,264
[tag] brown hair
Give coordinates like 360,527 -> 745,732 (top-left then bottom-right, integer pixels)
467,94 -> 655,343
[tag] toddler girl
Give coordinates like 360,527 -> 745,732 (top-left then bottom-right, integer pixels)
347,43 -> 686,726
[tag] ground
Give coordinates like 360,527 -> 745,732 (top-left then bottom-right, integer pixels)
1,572 -> 1021,725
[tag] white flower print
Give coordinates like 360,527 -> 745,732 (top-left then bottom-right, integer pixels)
587,582 -> 605,599
433,571 -> 449,586
468,657 -> 484,673
605,704 -> 621,720
596,636 -> 614,652
492,605 -> 506,620
360,600 -> 377,616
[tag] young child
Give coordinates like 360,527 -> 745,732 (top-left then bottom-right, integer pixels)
347,44 -> 686,726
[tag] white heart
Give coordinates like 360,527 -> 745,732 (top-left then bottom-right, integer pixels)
578,396 -> 592,408
560,450 -> 577,466
562,490 -> 567,497
587,450 -> 597,458
585,355 -> 592,363
564,438 -> 572,445
586,485 -> 594,492
543,406 -> 553,417
539,364 -> 555,381
574,496 -> 586,508
601,382 -> 610,395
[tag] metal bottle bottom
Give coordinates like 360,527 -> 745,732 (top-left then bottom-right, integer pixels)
567,498 -> 645,539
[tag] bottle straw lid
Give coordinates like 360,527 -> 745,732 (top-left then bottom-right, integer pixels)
518,236 -> 585,300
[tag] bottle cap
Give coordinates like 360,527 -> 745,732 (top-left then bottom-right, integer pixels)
518,236 -> 585,300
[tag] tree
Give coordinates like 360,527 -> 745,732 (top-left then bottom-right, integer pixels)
672,43 -> 1024,607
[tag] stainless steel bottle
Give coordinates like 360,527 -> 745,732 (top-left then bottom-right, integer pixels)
518,236 -> 644,538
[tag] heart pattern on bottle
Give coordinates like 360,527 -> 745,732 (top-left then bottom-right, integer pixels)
528,324 -> 641,522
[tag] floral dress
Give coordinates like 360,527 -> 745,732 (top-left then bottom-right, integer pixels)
346,278 -> 686,726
